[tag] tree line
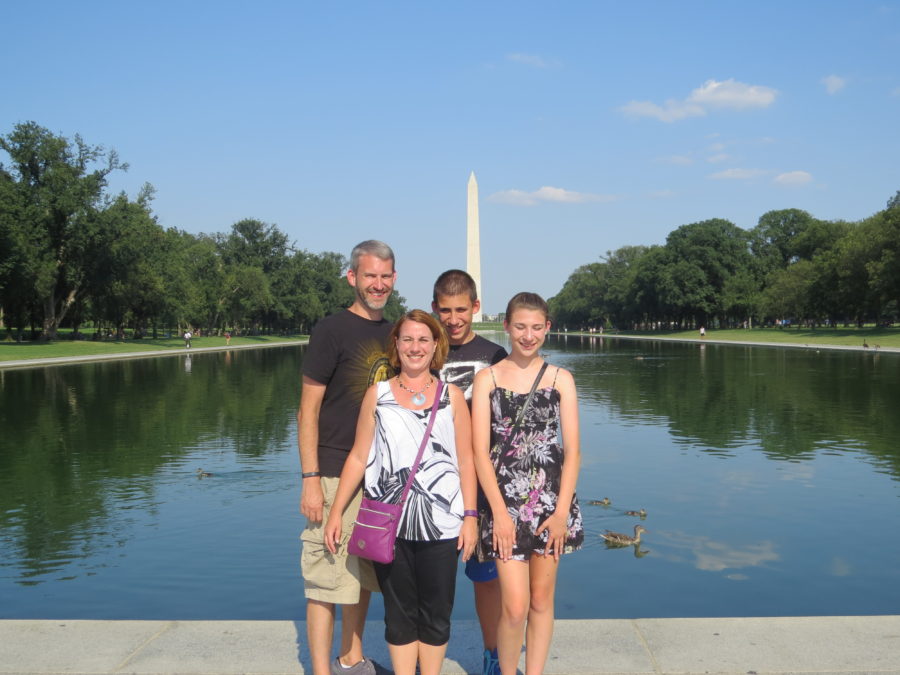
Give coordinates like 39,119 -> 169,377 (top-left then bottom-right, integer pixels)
0,122 -> 406,340
549,194 -> 900,330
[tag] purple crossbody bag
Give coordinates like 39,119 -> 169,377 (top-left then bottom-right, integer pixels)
347,380 -> 444,564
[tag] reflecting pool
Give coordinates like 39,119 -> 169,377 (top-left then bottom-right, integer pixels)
1,336 -> 899,619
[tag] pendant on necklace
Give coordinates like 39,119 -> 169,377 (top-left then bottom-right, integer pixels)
412,392 -> 426,406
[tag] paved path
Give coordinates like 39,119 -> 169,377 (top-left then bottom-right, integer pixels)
0,340 -> 308,370
559,332 -> 900,354
4,334 -> 898,371
1,616 -> 899,674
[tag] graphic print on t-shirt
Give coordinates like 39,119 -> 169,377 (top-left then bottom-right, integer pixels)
441,359 -> 484,400
345,339 -> 394,401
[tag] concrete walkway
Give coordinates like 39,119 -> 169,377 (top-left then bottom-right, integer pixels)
2,616 -> 899,675
0,340 -> 307,371
559,331 -> 900,354
4,333 -> 898,371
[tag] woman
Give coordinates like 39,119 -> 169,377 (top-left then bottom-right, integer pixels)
324,309 -> 478,675
471,292 -> 583,675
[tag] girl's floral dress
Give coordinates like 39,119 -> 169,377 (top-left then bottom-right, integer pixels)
479,368 -> 583,560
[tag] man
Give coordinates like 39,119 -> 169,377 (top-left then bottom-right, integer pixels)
431,269 -> 507,675
298,240 -> 397,675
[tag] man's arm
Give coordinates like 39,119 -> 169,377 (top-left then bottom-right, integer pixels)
298,375 -> 327,523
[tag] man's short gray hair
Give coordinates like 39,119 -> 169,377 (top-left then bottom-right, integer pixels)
350,240 -> 395,273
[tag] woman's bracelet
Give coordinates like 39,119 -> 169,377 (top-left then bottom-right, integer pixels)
463,510 -> 478,518
301,471 -> 321,479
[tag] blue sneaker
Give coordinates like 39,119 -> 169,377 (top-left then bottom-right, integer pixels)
482,648 -> 499,675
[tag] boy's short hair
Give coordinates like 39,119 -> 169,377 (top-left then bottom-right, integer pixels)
433,269 -> 478,303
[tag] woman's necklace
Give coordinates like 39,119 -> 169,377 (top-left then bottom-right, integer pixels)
397,374 -> 433,405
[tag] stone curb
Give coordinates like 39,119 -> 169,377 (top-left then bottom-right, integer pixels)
1,616 -> 899,674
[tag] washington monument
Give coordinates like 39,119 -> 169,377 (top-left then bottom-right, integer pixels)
466,171 -> 483,322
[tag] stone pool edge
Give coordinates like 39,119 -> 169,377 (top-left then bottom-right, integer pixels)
1,616 -> 899,674
0,339 -> 308,370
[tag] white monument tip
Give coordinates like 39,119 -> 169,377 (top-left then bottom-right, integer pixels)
466,171 -> 483,323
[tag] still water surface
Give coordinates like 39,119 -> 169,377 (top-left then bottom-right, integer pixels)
2,336 -> 899,619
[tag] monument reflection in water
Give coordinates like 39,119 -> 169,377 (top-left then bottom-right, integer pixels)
1,338 -> 899,619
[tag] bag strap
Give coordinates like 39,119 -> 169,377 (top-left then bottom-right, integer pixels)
511,361 -> 548,431
399,379 -> 444,506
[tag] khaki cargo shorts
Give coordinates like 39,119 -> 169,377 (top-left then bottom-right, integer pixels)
301,476 -> 379,604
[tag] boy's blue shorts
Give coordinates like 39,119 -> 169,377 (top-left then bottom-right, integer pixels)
464,557 -> 498,583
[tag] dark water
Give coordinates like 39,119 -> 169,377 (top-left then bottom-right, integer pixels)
1,337 -> 899,620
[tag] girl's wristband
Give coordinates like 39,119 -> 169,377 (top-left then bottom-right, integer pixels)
463,510 -> 478,518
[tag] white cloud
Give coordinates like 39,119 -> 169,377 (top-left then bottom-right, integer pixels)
774,170 -> 813,186
707,153 -> 730,163
489,186 -> 617,206
693,539 -> 779,572
655,154 -> 694,166
620,99 -> 706,123
709,168 -> 767,180
658,532 -> 780,572
620,78 -> 777,123
506,53 -> 555,68
822,75 -> 847,95
688,78 -> 778,109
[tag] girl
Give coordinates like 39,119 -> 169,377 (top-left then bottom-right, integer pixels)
471,292 -> 583,675
324,309 -> 478,675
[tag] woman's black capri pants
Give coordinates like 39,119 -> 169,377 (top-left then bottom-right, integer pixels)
374,537 -> 459,646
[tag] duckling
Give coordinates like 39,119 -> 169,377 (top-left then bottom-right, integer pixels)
588,497 -> 611,506
624,508 -> 647,518
196,468 -> 213,478
601,524 -> 647,546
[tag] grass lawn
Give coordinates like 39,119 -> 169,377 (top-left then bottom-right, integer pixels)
588,326 -> 900,349
0,334 -> 307,362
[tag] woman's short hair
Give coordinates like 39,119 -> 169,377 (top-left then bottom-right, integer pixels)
505,292 -> 549,322
387,309 -> 449,371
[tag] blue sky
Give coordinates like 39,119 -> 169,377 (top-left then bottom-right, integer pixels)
3,1 -> 899,313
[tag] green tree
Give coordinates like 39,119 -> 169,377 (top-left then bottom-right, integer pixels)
750,209 -> 816,273
0,122 -> 126,338
549,262 -> 606,328
661,218 -> 753,326
630,245 -> 668,325
865,206 -> 900,320
217,219 -> 291,332
758,259 -> 816,321
886,190 -> 900,212
84,186 -> 167,336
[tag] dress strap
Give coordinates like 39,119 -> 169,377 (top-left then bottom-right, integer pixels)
552,366 -> 560,387
489,367 -> 498,387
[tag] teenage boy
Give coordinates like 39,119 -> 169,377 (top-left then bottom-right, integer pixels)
299,240 -> 397,675
432,269 -> 507,675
